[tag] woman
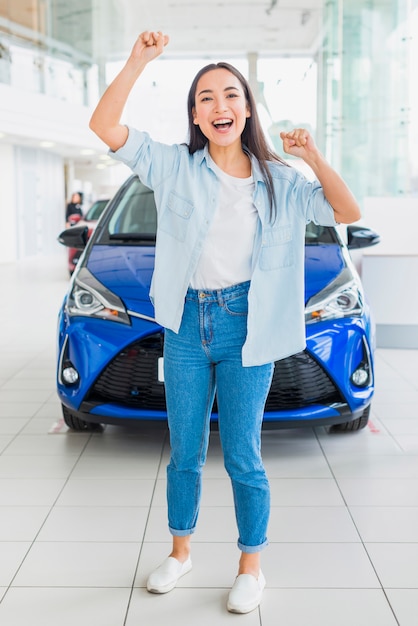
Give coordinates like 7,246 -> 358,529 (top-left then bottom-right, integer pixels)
90,31 -> 360,614
65,192 -> 83,225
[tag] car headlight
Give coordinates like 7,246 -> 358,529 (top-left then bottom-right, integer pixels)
305,267 -> 363,324
66,267 -> 130,325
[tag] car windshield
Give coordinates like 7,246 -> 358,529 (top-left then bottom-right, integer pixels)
98,177 -> 157,243
97,176 -> 339,246
305,222 -> 339,244
85,199 -> 109,221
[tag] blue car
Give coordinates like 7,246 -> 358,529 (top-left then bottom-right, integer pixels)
57,174 -> 379,433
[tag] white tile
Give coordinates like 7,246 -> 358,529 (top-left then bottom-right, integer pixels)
327,454 -> 418,479
12,542 -> 140,587
372,403 -> 418,420
372,390 -> 418,405
0,506 -> 50,541
0,403 -> 42,418
350,506 -> 418,542
0,543 -> 31,586
268,506 -> 360,542
260,589 -> 398,626
263,543 -> 380,588
263,453 -> 332,479
2,378 -> 58,390
0,418 -> 36,436
31,402 -> 64,419
82,431 -> 166,456
0,435 -> 14,452
379,419 -> 418,435
21,417 -> 64,434
70,454 -> 161,479
0,587 -> 132,626
261,430 -> 323,453
126,588 -> 260,626
0,455 -> 78,478
337,477 -> 418,506
317,429 -> 403,455
385,589 -> 418,626
56,478 -> 156,506
0,389 -> 53,403
36,506 -> 149,542
1,433 -> 88,456
393,435 -> 418,453
0,478 -> 66,506
269,478 -> 345,506
365,543 -> 418,587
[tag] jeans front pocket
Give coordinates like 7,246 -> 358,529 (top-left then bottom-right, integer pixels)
223,292 -> 249,316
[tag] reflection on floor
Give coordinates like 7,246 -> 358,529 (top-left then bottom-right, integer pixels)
0,256 -> 418,625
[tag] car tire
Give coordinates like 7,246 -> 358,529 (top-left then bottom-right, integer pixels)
62,405 -> 103,432
328,404 -> 371,433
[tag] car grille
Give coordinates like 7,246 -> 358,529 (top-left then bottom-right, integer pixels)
86,332 -> 343,412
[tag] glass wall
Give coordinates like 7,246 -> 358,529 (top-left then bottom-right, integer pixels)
319,0 -> 416,204
1,0 -> 417,202
0,0 -> 95,104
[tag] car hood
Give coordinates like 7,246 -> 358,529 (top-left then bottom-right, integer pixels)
304,244 -> 346,302
86,245 -> 156,316
85,243 -> 346,313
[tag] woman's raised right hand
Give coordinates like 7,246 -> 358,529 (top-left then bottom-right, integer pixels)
130,31 -> 169,65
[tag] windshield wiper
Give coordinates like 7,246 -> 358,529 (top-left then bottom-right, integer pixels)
109,233 -> 156,242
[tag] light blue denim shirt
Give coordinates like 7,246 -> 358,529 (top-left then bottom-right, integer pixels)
110,127 -> 337,366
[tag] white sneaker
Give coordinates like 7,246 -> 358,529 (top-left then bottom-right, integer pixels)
227,570 -> 266,613
146,556 -> 192,594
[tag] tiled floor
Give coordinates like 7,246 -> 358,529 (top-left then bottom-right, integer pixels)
1,255 -> 418,625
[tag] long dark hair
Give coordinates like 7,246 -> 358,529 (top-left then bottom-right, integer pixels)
186,61 -> 288,221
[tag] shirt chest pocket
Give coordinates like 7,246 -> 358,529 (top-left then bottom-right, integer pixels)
159,191 -> 195,242
259,225 -> 294,270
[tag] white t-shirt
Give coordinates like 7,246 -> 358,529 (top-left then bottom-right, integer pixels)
190,158 -> 258,290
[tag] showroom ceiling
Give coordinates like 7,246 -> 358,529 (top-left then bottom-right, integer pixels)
0,0 -> 325,167
50,0 -> 325,61
1,1 -> 325,60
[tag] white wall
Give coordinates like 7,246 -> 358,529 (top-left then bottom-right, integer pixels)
0,83 -> 103,153
0,142 -> 18,262
0,83 -> 106,262
362,197 -> 418,348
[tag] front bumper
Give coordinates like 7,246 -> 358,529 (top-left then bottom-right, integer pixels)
57,312 -> 374,428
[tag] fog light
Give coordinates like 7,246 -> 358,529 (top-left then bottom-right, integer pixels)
351,366 -> 369,387
62,366 -> 79,385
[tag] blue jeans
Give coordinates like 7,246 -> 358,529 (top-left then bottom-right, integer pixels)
163,281 -> 274,553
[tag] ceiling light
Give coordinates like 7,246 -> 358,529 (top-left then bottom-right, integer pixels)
80,149 -> 95,155
40,141 -> 55,148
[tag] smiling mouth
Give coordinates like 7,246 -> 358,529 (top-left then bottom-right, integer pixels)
213,119 -> 233,130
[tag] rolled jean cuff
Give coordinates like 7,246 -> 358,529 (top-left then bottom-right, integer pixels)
169,525 -> 196,537
237,538 -> 269,554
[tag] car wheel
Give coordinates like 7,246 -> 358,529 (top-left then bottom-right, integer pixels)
328,404 -> 371,433
62,405 -> 103,432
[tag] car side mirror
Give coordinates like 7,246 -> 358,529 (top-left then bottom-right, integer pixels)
347,225 -> 380,250
58,225 -> 89,250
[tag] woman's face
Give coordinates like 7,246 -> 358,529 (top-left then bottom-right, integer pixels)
192,68 -> 251,149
